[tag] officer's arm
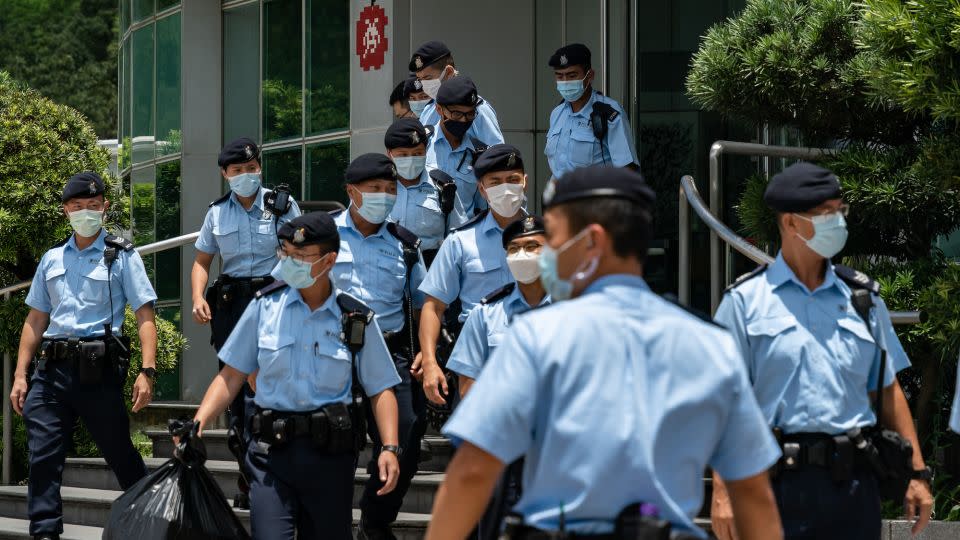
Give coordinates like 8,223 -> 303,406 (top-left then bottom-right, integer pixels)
194,365 -> 247,435
418,296 -> 447,369
134,303 -> 157,370
458,376 -> 475,397
723,472 -> 783,540
425,441 -> 504,540
10,310 -> 49,415
369,388 -> 399,448
191,251 -> 215,305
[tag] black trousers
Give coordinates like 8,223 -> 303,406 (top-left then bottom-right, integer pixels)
24,362 -> 146,535
773,466 -> 881,540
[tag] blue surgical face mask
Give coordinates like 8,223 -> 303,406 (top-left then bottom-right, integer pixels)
355,191 -> 397,224
409,99 -> 430,117
538,227 -> 599,301
393,156 -> 426,180
228,172 -> 261,197
278,255 -> 328,289
794,211 -> 848,259
556,74 -> 589,102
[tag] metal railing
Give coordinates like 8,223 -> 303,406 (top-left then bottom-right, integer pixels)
679,174 -> 923,325
0,231 -> 200,484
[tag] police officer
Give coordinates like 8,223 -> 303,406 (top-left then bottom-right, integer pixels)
425,75 -> 497,228
416,144 -> 528,406
10,172 -> 158,540
711,162 -> 933,540
190,137 -> 301,505
389,79 -> 416,119
191,212 -> 402,540
425,166 -> 783,540
410,40 -> 504,145
329,153 -> 429,539
952,363 -> 960,433
406,76 -> 432,119
545,44 -> 638,180
384,118 -> 446,264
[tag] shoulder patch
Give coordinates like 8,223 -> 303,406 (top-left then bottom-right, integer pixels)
834,264 -> 880,295
104,235 -> 134,251
254,280 -> 289,299
208,192 -> 231,207
386,222 -> 422,251
481,282 -> 516,305
661,293 -> 725,329
336,292 -> 374,323
724,265 -> 768,293
452,209 -> 489,232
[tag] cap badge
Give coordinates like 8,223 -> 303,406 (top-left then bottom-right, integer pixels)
293,228 -> 306,244
88,181 -> 97,194
410,132 -> 420,144
244,145 -> 254,159
543,178 -> 557,204
507,153 -> 517,168
523,217 -> 534,232
414,56 -> 424,69
560,54 -> 568,66
390,164 -> 398,177
414,80 -> 422,90
470,91 -> 477,103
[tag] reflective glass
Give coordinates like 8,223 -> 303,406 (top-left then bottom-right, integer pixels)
156,14 -> 181,157
132,25 -> 155,164
262,146 -> 303,200
132,167 -> 156,283
223,3 -> 261,143
263,0 -> 303,142
158,0 -> 179,10
120,40 -> 132,171
132,0 -> 154,23
307,0 -> 349,134
154,305 -> 181,400
306,139 -> 350,204
156,161 -> 181,301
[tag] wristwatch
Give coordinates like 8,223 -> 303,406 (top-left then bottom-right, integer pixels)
381,445 -> 401,457
139,367 -> 156,379
911,466 -> 933,482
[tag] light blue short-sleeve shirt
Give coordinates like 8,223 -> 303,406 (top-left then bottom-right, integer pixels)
443,275 -> 779,537
714,252 -> 911,435
950,354 -> 960,433
417,211 -> 513,322
26,229 -> 157,339
219,284 -> 401,412
388,171 -> 445,251
447,284 -> 551,380
195,187 -> 301,277
425,128 -> 489,230
419,96 -> 504,151
544,90 -> 638,180
331,210 -> 427,334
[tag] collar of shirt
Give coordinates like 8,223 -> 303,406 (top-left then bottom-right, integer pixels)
479,211 -> 505,237
767,251 -> 840,296
229,186 -> 265,213
582,273 -> 649,296
432,124 -> 478,156
64,229 -> 107,254
564,88 -> 600,118
338,207 -> 391,241
282,279 -> 340,315
504,286 -> 550,314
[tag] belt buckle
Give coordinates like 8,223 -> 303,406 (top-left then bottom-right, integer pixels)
782,442 -> 802,469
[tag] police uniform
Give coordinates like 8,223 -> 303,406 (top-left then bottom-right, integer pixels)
23,173 -> 157,538
714,163 -> 912,539
545,44 -> 638,179
384,119 -> 446,259
219,212 -> 401,540
409,41 -> 504,148
443,167 -> 780,538
424,76 -> 495,229
952,361 -> 960,433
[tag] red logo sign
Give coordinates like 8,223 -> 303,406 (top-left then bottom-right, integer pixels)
356,3 -> 389,71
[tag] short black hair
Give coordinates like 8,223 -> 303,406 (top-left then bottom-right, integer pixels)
389,81 -> 408,107
556,198 -> 653,263
437,54 -> 455,69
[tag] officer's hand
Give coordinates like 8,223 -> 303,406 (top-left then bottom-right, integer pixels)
9,376 -> 28,416
131,373 -> 154,413
422,363 -> 448,405
710,488 -> 739,540
411,351 -> 425,382
192,298 -> 212,325
376,449 -> 400,496
905,478 -> 934,534
247,371 -> 258,393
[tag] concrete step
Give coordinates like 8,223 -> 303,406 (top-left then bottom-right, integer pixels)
0,487 -> 429,539
62,457 -> 444,515
144,429 -> 455,472
133,401 -> 228,430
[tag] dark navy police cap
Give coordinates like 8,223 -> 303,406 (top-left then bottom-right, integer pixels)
542,166 -> 655,209
277,212 -> 339,248
345,153 -> 398,184
502,215 -> 545,249
218,137 -> 260,168
549,43 -> 592,69
409,41 -> 451,72
384,118 -> 432,150
436,76 -> 483,107
62,171 -> 106,202
474,144 -> 524,178
404,75 -> 425,96
763,162 -> 842,212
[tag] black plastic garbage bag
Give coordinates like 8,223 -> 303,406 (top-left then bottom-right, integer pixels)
102,419 -> 251,540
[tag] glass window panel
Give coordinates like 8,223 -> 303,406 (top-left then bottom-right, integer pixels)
120,40 -> 132,171
262,146 -> 303,200
156,160 -> 181,301
132,167 -> 156,283
132,25 -> 155,164
306,139 -> 349,204
223,3 -> 261,143
156,14 -> 181,157
157,0 -> 179,11
307,0 -> 348,134
132,0 -> 154,23
154,305 -> 181,400
263,0 -> 303,142
121,0 -> 130,35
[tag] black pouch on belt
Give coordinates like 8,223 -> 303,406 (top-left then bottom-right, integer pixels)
77,341 -> 107,385
323,402 -> 354,454
309,410 -> 330,450
831,434 -> 854,482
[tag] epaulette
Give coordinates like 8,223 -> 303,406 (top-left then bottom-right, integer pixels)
661,293 -> 725,329
328,208 -> 345,217
592,101 -> 619,122
834,264 -> 880,295
208,192 -> 231,207
470,137 -> 489,155
451,209 -> 489,232
254,280 -> 289,299
481,282 -> 516,305
724,265 -> 768,293
386,222 -> 422,251
104,235 -> 134,251
336,292 -> 375,323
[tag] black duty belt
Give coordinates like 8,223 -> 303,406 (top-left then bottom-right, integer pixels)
772,430 -> 867,481
216,275 -> 274,296
508,527 -> 703,540
40,336 -> 110,361
250,403 -> 356,453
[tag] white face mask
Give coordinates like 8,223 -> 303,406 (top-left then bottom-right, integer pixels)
68,209 -> 104,238
507,250 -> 542,284
485,182 -> 525,217
420,78 -> 442,101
